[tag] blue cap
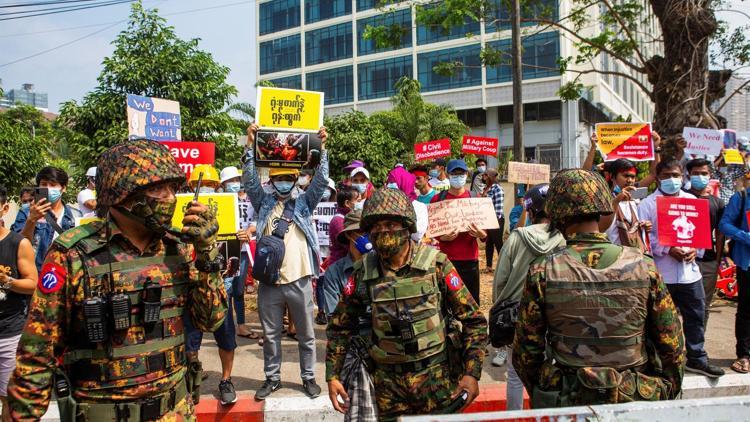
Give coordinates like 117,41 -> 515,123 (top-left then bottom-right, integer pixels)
446,159 -> 469,173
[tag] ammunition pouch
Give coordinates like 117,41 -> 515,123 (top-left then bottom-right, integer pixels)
445,318 -> 464,381
186,359 -> 203,404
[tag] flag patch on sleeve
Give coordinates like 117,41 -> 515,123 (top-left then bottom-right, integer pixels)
445,269 -> 463,291
38,262 -> 66,294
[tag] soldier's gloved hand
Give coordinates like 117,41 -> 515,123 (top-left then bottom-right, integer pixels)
452,375 -> 479,410
181,200 -> 219,256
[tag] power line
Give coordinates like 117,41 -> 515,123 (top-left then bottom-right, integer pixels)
0,0 -> 134,22
0,0 -> 98,8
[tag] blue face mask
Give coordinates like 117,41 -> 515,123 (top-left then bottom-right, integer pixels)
690,175 -> 709,191
321,190 -> 331,201
47,188 -> 62,203
354,234 -> 373,254
199,187 -> 215,194
613,185 -> 622,195
225,182 -> 241,193
429,170 -> 439,178
21,203 -> 31,211
659,177 -> 683,195
352,183 -> 367,194
273,181 -> 294,195
449,174 -> 467,189
386,182 -> 399,190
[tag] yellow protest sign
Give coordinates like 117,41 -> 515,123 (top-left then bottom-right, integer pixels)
75,216 -> 103,226
724,149 -> 745,165
595,123 -> 654,161
255,87 -> 325,133
171,193 -> 239,240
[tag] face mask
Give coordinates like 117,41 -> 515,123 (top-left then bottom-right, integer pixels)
690,175 -> 709,190
199,187 -> 215,194
48,188 -> 62,203
613,185 -> 622,195
127,195 -> 177,235
21,203 -> 30,211
386,182 -> 399,190
477,165 -> 486,174
273,181 -> 295,196
449,175 -> 467,189
353,200 -> 364,211
371,229 -> 409,259
352,183 -> 367,194
321,190 -> 331,201
298,175 -> 310,187
659,177 -> 683,195
354,234 -> 373,254
225,182 -> 241,193
429,170 -> 439,178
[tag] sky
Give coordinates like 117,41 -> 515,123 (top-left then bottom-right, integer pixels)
0,0 -> 747,113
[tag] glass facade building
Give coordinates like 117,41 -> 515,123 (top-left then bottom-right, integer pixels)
307,66 -> 354,104
358,56 -> 412,100
306,22 -> 353,65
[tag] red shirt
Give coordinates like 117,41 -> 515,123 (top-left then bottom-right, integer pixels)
431,190 -> 479,261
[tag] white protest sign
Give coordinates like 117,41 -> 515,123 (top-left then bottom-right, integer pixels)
683,127 -> 723,156
237,201 -> 254,230
313,202 -> 337,246
426,197 -> 499,238
507,162 -> 550,185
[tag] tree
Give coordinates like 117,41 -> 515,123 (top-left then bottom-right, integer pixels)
0,119 -> 46,198
58,1 -> 243,171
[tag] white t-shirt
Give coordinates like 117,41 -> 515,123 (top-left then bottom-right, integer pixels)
77,188 -> 96,215
411,200 -> 429,242
429,177 -> 450,191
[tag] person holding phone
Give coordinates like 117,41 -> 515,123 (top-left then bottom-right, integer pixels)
597,159 -> 652,251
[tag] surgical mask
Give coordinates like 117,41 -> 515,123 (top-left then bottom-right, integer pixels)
690,175 -> 709,190
21,203 -> 30,211
48,188 -> 62,203
371,229 -> 409,259
199,186 -> 215,194
354,234 -> 373,254
449,175 -> 467,189
386,182 -> 399,190
352,183 -> 367,194
353,200 -> 364,211
429,170 -> 439,178
613,185 -> 622,195
298,175 -> 311,187
273,181 -> 294,196
321,190 -> 331,201
659,177 -> 683,195
476,165 -> 486,174
225,182 -> 241,193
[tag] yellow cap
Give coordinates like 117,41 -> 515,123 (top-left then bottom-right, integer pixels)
189,164 -> 220,185
269,168 -> 300,178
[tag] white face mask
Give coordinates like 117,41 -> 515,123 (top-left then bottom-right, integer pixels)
353,200 -> 364,211
449,175 -> 467,189
298,175 -> 311,187
352,183 -> 367,194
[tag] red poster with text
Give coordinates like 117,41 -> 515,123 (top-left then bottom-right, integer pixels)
415,138 -> 451,161
158,141 -> 215,178
656,196 -> 712,249
462,135 -> 499,156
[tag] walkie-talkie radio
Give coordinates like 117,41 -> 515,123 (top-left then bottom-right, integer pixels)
83,295 -> 108,343
142,278 -> 162,324
110,291 -> 131,330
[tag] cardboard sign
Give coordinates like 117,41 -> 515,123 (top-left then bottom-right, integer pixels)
426,197 -> 500,238
256,87 -> 324,133
682,127 -> 723,156
462,135 -> 499,156
507,161 -> 550,185
724,149 -> 745,165
171,193 -> 239,240
313,202 -> 337,247
415,138 -> 451,162
127,94 -> 181,141
656,196 -> 712,249
254,130 -> 322,169
158,141 -> 215,178
595,123 -> 654,161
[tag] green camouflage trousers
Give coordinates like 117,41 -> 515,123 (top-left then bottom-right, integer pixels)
372,363 -> 458,421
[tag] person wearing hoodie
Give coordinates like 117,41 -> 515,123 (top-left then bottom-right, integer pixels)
386,166 -> 428,242
491,183 -> 564,410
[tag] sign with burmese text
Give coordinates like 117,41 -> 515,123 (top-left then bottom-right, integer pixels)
415,138 -> 451,161
426,197 -> 499,238
255,87 -> 324,133
595,122 -> 654,161
127,94 -> 181,141
313,202 -> 337,247
158,141 -> 215,179
656,196 -> 711,249
683,127 -> 723,156
462,135 -> 499,156
172,193 -> 239,240
507,161 -> 550,185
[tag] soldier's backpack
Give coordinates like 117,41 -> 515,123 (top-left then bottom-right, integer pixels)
253,200 -> 295,285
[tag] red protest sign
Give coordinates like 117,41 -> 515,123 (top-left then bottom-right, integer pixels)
595,123 -> 654,161
415,138 -> 451,161
462,135 -> 499,156
708,179 -> 720,198
656,196 -> 712,249
159,141 -> 215,178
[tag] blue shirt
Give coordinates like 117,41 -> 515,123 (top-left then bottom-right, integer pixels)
11,205 -> 80,271
719,188 -> 750,271
322,254 -> 354,315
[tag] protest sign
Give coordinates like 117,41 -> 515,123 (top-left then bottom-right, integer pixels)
723,129 -> 738,149
682,127 -> 723,156
462,135 -> 499,156
595,123 -> 654,161
238,201 -> 254,230
313,202 -> 337,246
656,196 -> 712,249
127,94 -> 181,141
171,193 -> 239,241
507,162 -> 550,185
708,179 -> 720,198
415,138 -> 451,161
724,149 -> 745,165
158,141 -> 215,178
254,130 -> 322,169
746,211 -> 750,231
256,87 -> 324,133
426,197 -> 500,238
75,216 -> 102,226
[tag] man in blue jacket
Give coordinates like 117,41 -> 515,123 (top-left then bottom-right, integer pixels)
243,123 -> 329,400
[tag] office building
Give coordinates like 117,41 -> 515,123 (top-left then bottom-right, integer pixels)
715,76 -> 750,133
0,83 -> 49,111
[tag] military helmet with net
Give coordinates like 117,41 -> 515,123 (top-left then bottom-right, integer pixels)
360,188 -> 417,234
545,169 -> 613,221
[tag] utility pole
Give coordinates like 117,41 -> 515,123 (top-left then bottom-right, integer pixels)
511,0 -> 524,163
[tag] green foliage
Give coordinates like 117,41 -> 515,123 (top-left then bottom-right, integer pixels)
58,1 -> 242,172
0,119 -> 46,199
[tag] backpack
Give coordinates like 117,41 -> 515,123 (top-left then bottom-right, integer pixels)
253,200 -> 295,285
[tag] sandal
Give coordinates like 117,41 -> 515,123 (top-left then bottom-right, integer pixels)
238,330 -> 260,340
731,357 -> 750,374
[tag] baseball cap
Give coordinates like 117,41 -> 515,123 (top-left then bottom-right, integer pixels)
446,159 -> 469,174
344,160 -> 365,173
337,210 -> 365,244
351,167 -> 370,179
220,166 -> 241,184
524,183 -> 550,213
86,167 -> 97,178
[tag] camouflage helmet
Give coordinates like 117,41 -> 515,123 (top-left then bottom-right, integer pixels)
96,139 -> 185,210
360,188 -> 417,234
545,169 -> 613,221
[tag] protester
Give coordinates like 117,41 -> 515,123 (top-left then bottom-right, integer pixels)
7,140 -> 227,420
431,158 -> 486,305
429,158 -> 450,191
189,164 -> 220,193
410,165 -> 437,204
582,132 -> 660,186
342,160 -> 365,186
482,169 -> 504,271
718,171 -> 750,374
18,188 -> 33,211
77,167 -> 97,216
326,188 -> 487,420
327,186 -> 360,266
11,166 -> 81,271
386,165 -> 428,242
598,159 -> 652,250
714,152 -> 746,206
321,211 -> 369,316
513,169 -> 685,408
685,158 -> 725,325
470,158 -> 487,195
244,123 -> 328,400
0,186 -> 37,421
508,187 -> 525,231
350,167 -> 374,200
638,159 -> 725,378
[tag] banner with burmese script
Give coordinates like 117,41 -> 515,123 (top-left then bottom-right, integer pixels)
255,87 -> 324,133
595,122 -> 654,162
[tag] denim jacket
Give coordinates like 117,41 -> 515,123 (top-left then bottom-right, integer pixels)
719,188 -> 750,271
241,147 -> 329,278
11,205 -> 81,270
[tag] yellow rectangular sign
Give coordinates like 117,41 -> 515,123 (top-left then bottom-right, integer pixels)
724,149 -> 745,165
171,193 -> 239,238
75,216 -> 103,226
255,87 -> 325,133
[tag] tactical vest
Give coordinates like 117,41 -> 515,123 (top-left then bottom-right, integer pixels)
544,245 -> 650,370
355,245 -> 447,365
56,222 -> 191,386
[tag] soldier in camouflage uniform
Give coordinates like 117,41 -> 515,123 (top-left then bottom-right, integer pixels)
326,189 -> 487,421
7,140 -> 228,421
512,169 -> 685,408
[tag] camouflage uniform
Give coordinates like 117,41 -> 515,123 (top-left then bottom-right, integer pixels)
7,140 -> 227,421
325,189 -> 487,421
512,169 -> 685,408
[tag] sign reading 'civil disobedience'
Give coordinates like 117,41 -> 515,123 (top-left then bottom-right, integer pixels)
415,138 -> 452,161
506,162 -> 550,185
426,197 -> 499,238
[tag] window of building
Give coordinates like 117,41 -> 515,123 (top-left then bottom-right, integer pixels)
498,105 -> 513,124
356,0 -> 379,12
260,34 -> 301,74
523,102 -> 539,121
306,23 -> 352,65
485,39 -> 512,84
260,0 -> 300,36
538,101 -> 562,120
307,66 -> 354,104
358,56 -> 413,100
358,9 -> 412,56
417,44 -> 482,92
522,32 -> 559,79
416,4 -> 480,45
456,108 -> 487,127
537,144 -> 561,171
486,0 -> 558,33
305,0 -> 351,24
268,75 -> 303,89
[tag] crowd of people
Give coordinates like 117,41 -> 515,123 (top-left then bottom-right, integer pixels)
0,126 -> 749,420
